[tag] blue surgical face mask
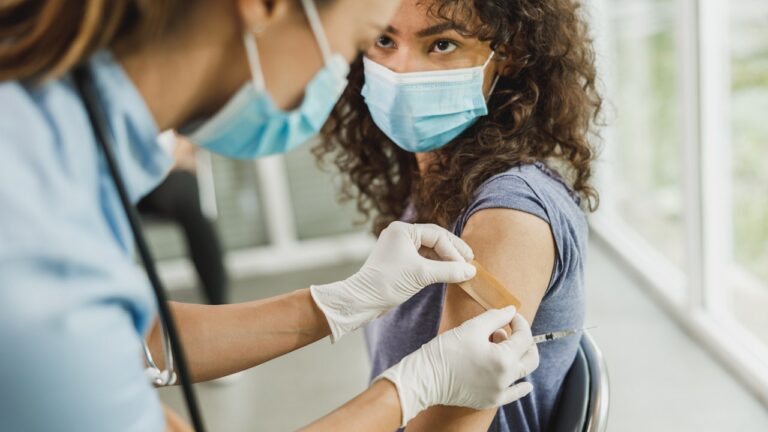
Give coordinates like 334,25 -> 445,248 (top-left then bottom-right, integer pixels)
189,0 -> 349,159
361,53 -> 498,153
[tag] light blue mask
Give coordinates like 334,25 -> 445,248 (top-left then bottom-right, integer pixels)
361,53 -> 498,153
190,0 -> 349,159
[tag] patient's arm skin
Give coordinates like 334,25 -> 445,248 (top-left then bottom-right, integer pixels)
405,208 -> 555,432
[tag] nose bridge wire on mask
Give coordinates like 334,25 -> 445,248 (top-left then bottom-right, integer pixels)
365,50 -> 497,84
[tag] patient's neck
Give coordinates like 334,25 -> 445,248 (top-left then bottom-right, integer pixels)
415,152 -> 436,174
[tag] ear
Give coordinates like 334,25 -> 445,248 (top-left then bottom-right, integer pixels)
237,0 -> 292,33
495,33 -> 527,78
495,53 -> 515,78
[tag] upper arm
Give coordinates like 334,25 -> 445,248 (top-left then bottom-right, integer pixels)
454,208 -> 556,324
405,208 -> 556,432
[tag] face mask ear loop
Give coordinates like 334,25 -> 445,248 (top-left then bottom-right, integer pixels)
243,32 -> 266,92
300,0 -> 333,66
483,51 -> 500,101
487,75 -> 501,101
482,51 -> 496,70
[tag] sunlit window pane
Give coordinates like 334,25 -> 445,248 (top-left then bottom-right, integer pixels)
285,143 -> 365,240
611,0 -> 684,266
212,157 -> 270,250
728,0 -> 768,346
144,156 -> 270,262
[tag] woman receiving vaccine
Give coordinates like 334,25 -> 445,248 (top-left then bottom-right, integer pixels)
0,0 -> 539,431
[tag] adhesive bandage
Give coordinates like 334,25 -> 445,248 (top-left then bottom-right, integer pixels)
457,260 -> 522,310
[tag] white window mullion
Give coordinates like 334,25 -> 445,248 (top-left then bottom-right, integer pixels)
255,155 -> 299,248
196,150 -> 219,220
588,0 -> 619,214
697,0 -> 733,315
677,0 -> 704,310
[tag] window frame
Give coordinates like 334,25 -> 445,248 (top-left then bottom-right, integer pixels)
156,152 -> 374,289
590,0 -> 768,407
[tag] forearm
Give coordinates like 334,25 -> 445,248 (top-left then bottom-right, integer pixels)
404,286 -> 505,432
299,380 -> 402,432
147,288 -> 331,382
164,405 -> 192,432
406,405 -> 496,432
299,305 -> 536,432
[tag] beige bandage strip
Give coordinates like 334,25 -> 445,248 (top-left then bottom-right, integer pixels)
458,260 -> 521,310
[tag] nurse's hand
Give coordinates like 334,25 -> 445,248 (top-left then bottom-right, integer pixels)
310,221 -> 477,342
379,307 -> 539,427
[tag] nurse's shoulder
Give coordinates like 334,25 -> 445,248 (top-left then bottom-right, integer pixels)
0,74 -> 156,333
1,75 -> 99,171
0,77 -> 101,256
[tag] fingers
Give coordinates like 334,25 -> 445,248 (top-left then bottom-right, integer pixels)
491,329 -> 509,343
421,260 -> 477,285
417,246 -> 439,260
494,314 -> 535,359
517,344 -> 540,380
497,382 -> 534,406
412,224 -> 474,263
462,306 -> 517,335
509,314 -> 532,338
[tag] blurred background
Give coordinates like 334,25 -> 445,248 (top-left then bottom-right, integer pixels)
156,0 -> 768,430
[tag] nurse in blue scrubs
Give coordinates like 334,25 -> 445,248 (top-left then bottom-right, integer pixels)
0,1 -> 539,431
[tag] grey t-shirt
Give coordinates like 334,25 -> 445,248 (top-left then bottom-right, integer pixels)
365,163 -> 588,432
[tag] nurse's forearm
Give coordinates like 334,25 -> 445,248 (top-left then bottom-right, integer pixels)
164,404 -> 193,432
298,379 -> 402,432
146,289 -> 331,382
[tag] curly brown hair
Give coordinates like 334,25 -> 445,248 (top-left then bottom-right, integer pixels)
316,0 -> 602,235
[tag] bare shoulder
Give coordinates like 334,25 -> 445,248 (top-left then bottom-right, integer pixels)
462,207 -> 554,254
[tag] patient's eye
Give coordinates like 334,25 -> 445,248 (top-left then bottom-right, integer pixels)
375,35 -> 396,49
431,39 -> 458,54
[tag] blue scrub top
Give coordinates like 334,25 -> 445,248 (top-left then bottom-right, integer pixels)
0,52 -> 171,431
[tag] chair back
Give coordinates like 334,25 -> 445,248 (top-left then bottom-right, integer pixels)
547,331 -> 609,432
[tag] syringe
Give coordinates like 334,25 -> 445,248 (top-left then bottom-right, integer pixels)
533,327 -> 596,344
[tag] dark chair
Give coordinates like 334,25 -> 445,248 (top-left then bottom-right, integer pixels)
548,332 -> 609,432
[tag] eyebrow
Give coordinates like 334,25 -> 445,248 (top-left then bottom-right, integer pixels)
386,21 -> 469,38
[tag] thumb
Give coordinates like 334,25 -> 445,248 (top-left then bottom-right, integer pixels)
497,382 -> 534,406
494,315 -> 535,359
491,328 -> 510,343
420,259 -> 476,285
413,224 -> 474,263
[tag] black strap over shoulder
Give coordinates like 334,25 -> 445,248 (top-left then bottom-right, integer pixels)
72,66 -> 206,432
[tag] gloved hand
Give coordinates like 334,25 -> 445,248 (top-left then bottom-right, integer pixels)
378,306 -> 539,427
310,222 -> 477,342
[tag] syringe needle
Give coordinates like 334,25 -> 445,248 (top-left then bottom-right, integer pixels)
533,326 -> 597,344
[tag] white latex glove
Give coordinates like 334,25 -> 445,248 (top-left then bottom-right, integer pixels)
310,222 -> 477,342
377,306 -> 539,427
